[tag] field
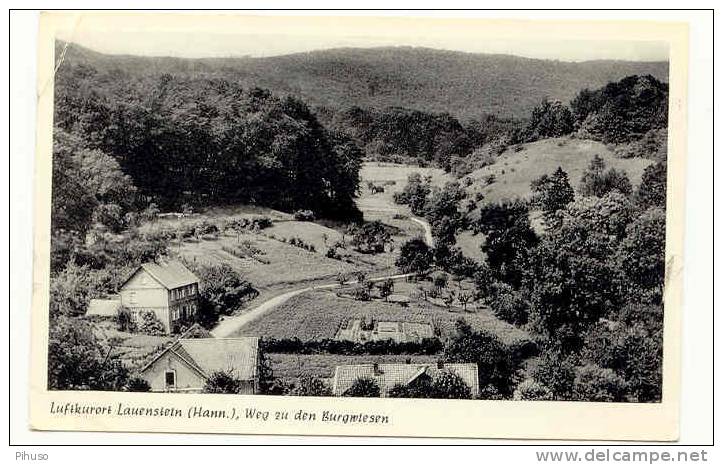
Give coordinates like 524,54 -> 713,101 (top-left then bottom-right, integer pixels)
267,354 -> 439,381
357,162 -> 451,234
234,284 -> 529,345
178,231 -> 364,291
464,137 -> 654,205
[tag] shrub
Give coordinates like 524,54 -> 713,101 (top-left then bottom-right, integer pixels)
289,376 -> 332,397
343,377 -> 381,397
125,376 -> 151,392
203,370 -> 243,394
432,370 -> 473,399
572,364 -> 628,402
513,379 -> 554,401
137,310 -> 165,336
488,283 -> 530,326
115,306 -> 136,332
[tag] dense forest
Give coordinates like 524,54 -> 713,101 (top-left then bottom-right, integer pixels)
56,43 -> 668,120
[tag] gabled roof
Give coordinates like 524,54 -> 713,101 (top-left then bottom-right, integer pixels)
140,337 -> 260,381
332,363 -> 479,397
121,260 -> 199,290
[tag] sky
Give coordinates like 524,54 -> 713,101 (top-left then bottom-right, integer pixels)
54,14 -> 670,62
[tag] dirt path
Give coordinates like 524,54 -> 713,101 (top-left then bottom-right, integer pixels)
410,217 -> 434,248
211,197 -> 434,338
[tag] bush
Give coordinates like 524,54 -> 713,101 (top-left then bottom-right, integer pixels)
289,375 -> 332,397
513,379 -> 554,401
203,370 -> 243,394
572,364 -> 628,402
488,283 -> 530,326
137,310 -> 166,336
115,306 -> 136,332
431,370 -> 473,399
343,377 -> 381,397
125,376 -> 151,392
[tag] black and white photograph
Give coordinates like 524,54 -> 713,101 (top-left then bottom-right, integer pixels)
18,11 -> 704,442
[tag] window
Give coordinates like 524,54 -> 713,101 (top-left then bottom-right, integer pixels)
189,285 -> 195,295
181,288 -> 186,298
165,370 -> 176,389
128,291 -> 137,305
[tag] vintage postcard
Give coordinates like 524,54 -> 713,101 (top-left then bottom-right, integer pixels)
29,12 -> 688,440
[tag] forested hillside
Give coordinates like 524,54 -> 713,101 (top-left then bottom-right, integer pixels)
56,42 -> 668,120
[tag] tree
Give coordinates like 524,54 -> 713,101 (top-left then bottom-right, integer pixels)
477,201 -> 539,288
424,181 -> 464,245
443,319 -> 518,397
351,221 -> 392,254
378,279 -> 394,301
523,98 -> 574,141
394,172 -> 431,215
47,316 -> 129,390
571,75 -> 668,143
432,272 -> 449,292
616,208 -> 666,302
396,238 -> 433,275
523,195 -> 632,340
531,167 -> 575,225
432,370 -> 473,399
636,162 -> 667,209
115,306 -> 136,332
456,291 -> 473,312
531,350 -> 576,400
343,377 -> 381,397
289,375 -> 332,397
582,322 -> 662,402
203,370 -> 243,394
488,283 -> 529,326
191,262 -> 258,328
572,364 -> 628,402
579,155 -> 633,198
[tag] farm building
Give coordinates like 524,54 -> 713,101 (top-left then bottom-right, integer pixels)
119,260 -> 200,335
335,319 -> 434,343
332,362 -> 479,398
139,337 -> 260,393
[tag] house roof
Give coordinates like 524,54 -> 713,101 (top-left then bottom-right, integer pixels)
86,298 -> 122,316
122,260 -> 199,290
140,337 -> 260,381
332,363 -> 479,397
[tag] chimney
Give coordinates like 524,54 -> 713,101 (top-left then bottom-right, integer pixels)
373,363 -> 381,375
405,358 -> 411,364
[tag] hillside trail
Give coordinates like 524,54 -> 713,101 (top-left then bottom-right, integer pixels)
210,212 -> 434,338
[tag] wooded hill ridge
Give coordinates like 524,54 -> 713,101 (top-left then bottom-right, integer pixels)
55,42 -> 668,120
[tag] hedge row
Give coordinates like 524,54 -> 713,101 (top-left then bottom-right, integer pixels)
260,337 -> 443,355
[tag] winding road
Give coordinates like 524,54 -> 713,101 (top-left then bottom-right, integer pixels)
210,214 -> 434,338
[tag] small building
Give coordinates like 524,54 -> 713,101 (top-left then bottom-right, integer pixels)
139,337 -> 260,393
332,362 -> 479,398
335,319 -> 434,344
119,260 -> 200,334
